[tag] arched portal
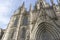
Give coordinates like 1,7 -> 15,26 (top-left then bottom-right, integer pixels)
35,22 -> 59,40
21,27 -> 26,38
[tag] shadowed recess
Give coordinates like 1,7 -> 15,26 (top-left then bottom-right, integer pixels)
35,22 -> 59,40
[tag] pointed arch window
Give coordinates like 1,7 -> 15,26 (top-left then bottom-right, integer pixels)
23,16 -> 28,25
14,16 -> 19,27
21,27 -> 26,38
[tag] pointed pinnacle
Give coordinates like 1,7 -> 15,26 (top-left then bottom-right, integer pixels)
22,2 -> 25,8
29,4 -> 32,11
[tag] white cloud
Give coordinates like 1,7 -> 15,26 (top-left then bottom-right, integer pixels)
0,14 -> 10,29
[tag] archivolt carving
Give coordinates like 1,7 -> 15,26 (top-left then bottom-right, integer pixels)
34,22 -> 60,40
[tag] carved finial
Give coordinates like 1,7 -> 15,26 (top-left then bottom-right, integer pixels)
21,2 -> 25,8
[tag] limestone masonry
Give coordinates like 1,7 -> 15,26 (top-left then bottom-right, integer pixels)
0,0 -> 60,40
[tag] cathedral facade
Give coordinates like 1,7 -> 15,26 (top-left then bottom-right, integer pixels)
0,0 -> 60,40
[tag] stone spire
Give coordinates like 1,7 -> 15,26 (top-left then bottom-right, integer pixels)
29,4 -> 32,12
21,2 -> 25,8
20,2 -> 26,13
13,2 -> 25,15
29,4 -> 33,20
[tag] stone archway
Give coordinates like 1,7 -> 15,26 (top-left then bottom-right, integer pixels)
35,22 -> 59,40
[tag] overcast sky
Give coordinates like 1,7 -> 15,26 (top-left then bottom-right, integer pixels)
0,0 -> 58,29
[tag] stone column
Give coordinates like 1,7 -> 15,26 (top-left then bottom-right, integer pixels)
29,4 -> 33,40
13,2 -> 26,40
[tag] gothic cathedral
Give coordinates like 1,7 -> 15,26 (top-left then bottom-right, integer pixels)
0,0 -> 60,40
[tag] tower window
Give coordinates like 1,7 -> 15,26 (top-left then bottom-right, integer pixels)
23,16 -> 28,25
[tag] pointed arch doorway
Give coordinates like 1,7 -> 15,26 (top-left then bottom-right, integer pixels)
35,22 -> 59,40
